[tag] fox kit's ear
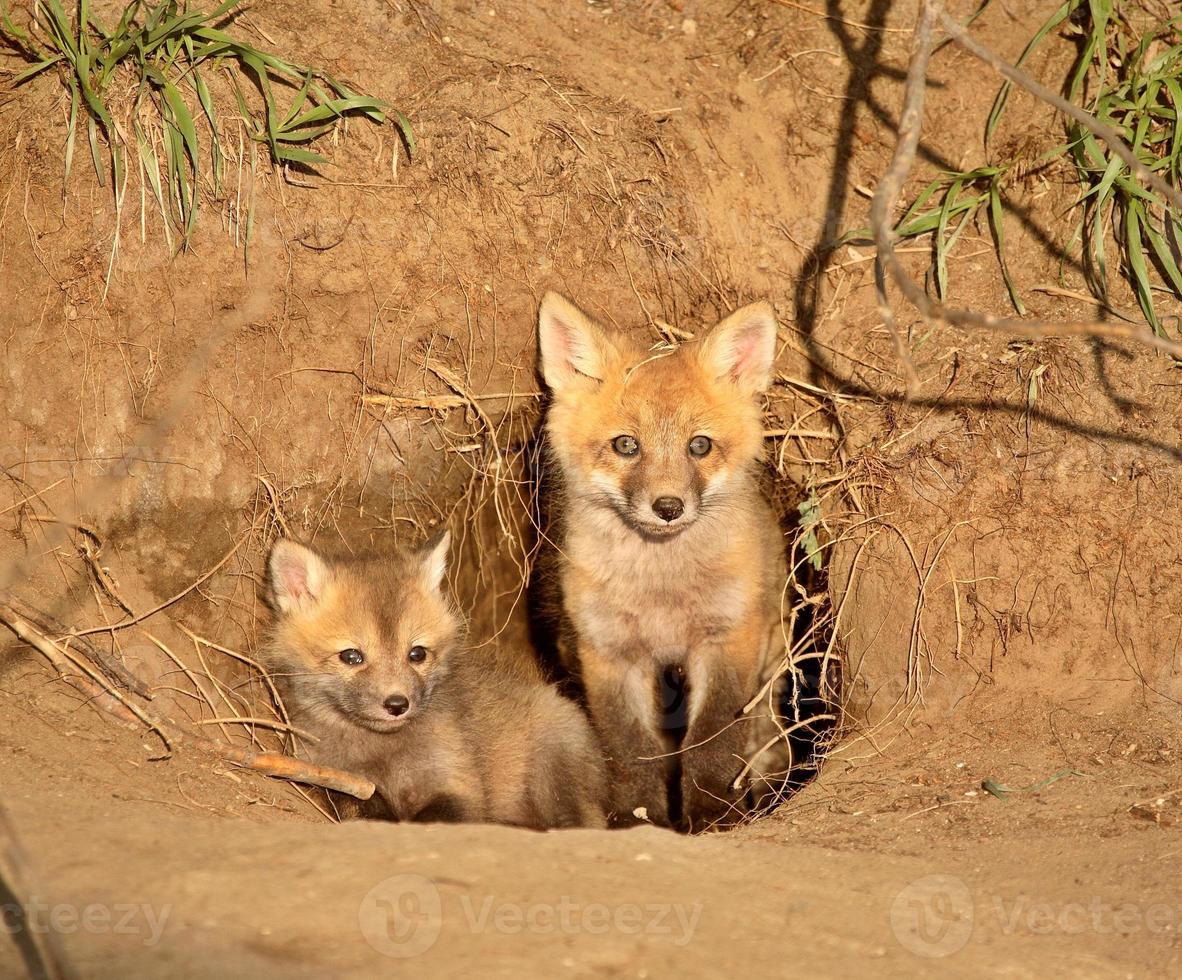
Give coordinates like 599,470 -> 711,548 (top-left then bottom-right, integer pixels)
419,529 -> 451,594
538,291 -> 612,394
700,301 -> 778,394
267,540 -> 330,614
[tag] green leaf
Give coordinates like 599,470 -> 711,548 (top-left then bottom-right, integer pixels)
1143,218 -> 1182,298
189,61 -> 223,194
284,96 -> 389,131
391,108 -> 415,157
63,82 -> 79,183
272,144 -> 328,166
986,0 -> 1080,144
988,177 -> 1025,315
12,54 -> 63,84
160,79 -> 200,172
87,114 -> 105,186
797,492 -> 823,572
1124,200 -> 1160,333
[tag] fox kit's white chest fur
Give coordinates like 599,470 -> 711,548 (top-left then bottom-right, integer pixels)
564,500 -> 758,664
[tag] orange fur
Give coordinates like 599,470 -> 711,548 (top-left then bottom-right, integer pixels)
537,293 -> 786,830
263,533 -> 606,830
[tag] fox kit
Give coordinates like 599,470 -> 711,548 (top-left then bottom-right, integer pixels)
263,532 -> 606,830
536,292 -> 785,830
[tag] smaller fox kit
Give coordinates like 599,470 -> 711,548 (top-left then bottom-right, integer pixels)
264,532 -> 606,829
537,292 -> 786,830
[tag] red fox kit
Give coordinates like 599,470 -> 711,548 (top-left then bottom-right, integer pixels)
536,292 -> 786,830
264,532 -> 606,829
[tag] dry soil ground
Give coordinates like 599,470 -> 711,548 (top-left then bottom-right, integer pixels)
2,0 -> 1182,976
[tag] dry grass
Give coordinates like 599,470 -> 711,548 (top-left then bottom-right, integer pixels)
0,0 -> 1004,831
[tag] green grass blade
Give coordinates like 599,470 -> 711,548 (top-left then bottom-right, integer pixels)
1124,199 -> 1160,333
279,70 -> 316,129
186,51 -> 223,194
160,79 -> 200,172
1088,195 -> 1111,303
988,177 -> 1025,315
39,0 -> 80,61
1143,219 -> 1182,298
986,0 -> 1080,143
283,96 -> 390,131
273,123 -> 336,144
135,121 -> 170,233
63,81 -> 79,182
13,54 -> 63,84
1070,0 -> 1111,105
390,108 -> 415,157
272,145 -> 328,166
935,175 -> 966,299
87,114 -> 105,186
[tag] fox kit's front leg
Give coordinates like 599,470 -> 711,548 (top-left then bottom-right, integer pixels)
579,643 -> 670,827
680,646 -> 757,831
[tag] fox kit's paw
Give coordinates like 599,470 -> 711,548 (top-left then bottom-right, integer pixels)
681,771 -> 749,832
608,777 -> 671,829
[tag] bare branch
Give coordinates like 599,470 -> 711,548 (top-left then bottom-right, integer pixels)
0,601 -> 376,802
939,8 -> 1182,216
870,0 -> 1182,392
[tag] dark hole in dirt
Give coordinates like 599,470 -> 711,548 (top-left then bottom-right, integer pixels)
772,567 -> 839,799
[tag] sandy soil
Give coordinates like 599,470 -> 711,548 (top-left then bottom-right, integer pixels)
2,0 -> 1181,976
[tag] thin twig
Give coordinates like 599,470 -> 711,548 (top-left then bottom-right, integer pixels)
0,602 -> 374,801
70,526 -> 253,637
871,0 -> 1182,389
938,9 -> 1182,215
0,599 -> 169,744
0,591 -> 150,697
195,717 -> 317,740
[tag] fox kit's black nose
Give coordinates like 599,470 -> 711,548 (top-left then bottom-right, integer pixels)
652,496 -> 684,522
384,694 -> 411,717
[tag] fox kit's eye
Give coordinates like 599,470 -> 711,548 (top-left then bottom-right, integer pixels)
688,435 -> 713,458
612,435 -> 639,457
408,645 -> 428,663
339,648 -> 365,666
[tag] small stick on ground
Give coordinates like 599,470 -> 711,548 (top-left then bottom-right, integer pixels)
177,623 -> 291,727
199,742 -> 372,798
0,591 -> 151,697
0,602 -> 375,801
0,599 -> 165,738
195,716 -> 318,740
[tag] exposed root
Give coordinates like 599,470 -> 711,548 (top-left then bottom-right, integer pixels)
0,600 -> 375,802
